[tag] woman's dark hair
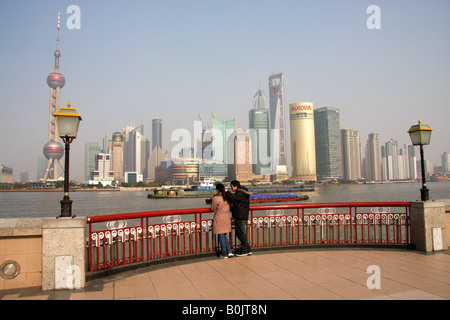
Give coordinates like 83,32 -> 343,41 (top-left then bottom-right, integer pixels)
215,183 -> 227,202
230,180 -> 241,188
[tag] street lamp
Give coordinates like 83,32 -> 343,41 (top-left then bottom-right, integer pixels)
408,120 -> 432,201
54,102 -> 82,217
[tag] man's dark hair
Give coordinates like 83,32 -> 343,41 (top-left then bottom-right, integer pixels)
230,180 -> 241,188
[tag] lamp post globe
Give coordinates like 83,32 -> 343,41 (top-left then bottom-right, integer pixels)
408,121 -> 432,202
54,102 -> 82,217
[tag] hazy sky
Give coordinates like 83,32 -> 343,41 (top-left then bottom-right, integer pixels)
1,0 -> 449,181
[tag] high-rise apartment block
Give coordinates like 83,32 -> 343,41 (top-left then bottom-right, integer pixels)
408,145 -> 417,179
365,133 -> 382,181
340,129 -> 361,180
384,139 -> 399,180
314,107 -> 341,180
380,140 -> 417,181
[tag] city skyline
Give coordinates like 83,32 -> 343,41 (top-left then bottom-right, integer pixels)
1,1 -> 449,181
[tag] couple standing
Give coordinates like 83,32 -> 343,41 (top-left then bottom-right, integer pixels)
211,180 -> 252,259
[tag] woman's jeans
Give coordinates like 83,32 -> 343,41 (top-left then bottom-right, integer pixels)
234,219 -> 251,253
218,233 -> 232,256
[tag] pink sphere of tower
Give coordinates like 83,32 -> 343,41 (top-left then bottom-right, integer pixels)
43,141 -> 64,160
47,71 -> 65,89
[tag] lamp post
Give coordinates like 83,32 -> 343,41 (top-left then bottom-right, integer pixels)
54,102 -> 82,217
408,120 -> 432,201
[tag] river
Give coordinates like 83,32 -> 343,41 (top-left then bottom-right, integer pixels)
0,181 -> 448,219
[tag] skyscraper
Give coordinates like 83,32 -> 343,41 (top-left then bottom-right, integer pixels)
314,107 -> 341,180
152,119 -> 162,151
385,139 -> 399,180
249,85 -> 270,175
365,133 -> 382,181
408,146 -> 417,179
340,129 -> 361,180
211,114 -> 236,164
43,12 -> 65,182
84,142 -> 101,183
269,73 -> 286,168
289,102 -> 317,181
442,152 -> 449,173
90,153 -> 115,186
148,119 -> 163,180
124,125 -> 149,178
109,132 -> 124,182
227,130 -> 253,181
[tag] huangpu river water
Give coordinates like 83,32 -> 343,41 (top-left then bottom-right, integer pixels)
0,182 -> 449,219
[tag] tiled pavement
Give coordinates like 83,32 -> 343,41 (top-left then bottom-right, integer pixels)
1,248 -> 449,300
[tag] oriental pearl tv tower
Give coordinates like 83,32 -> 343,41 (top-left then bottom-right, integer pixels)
43,12 -> 65,182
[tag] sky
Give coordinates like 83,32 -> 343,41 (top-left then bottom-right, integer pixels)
0,0 -> 449,182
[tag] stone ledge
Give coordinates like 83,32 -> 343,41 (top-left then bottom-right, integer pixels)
0,218 -> 43,237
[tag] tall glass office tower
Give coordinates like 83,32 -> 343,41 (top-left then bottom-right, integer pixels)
249,85 -> 271,175
84,142 -> 101,183
211,114 -> 236,164
314,107 -> 341,180
152,119 -> 162,151
269,73 -> 286,167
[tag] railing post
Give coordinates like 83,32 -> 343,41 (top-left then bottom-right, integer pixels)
410,201 -> 447,252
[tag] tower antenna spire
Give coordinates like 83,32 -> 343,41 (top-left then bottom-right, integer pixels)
54,11 -> 61,71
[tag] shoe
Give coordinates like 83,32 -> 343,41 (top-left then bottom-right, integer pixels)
220,255 -> 228,259
235,252 -> 248,257
247,251 -> 253,255
228,253 -> 234,257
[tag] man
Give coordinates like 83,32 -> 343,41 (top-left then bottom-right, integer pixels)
226,180 -> 252,256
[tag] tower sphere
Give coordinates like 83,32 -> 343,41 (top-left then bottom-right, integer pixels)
43,141 -> 64,160
47,72 -> 65,89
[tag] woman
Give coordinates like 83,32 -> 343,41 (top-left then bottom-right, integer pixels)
211,183 -> 233,258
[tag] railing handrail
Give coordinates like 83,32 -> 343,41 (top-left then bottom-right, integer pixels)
86,201 -> 411,224
86,207 -> 212,223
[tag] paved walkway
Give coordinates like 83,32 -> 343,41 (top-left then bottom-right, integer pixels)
1,248 -> 449,300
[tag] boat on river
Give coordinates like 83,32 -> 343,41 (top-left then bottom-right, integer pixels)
248,186 -> 314,193
205,193 -> 309,204
147,179 -> 216,199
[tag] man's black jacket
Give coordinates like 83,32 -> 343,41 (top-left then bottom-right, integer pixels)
226,187 -> 251,220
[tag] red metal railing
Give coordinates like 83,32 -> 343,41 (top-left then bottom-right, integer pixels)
86,202 -> 410,272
